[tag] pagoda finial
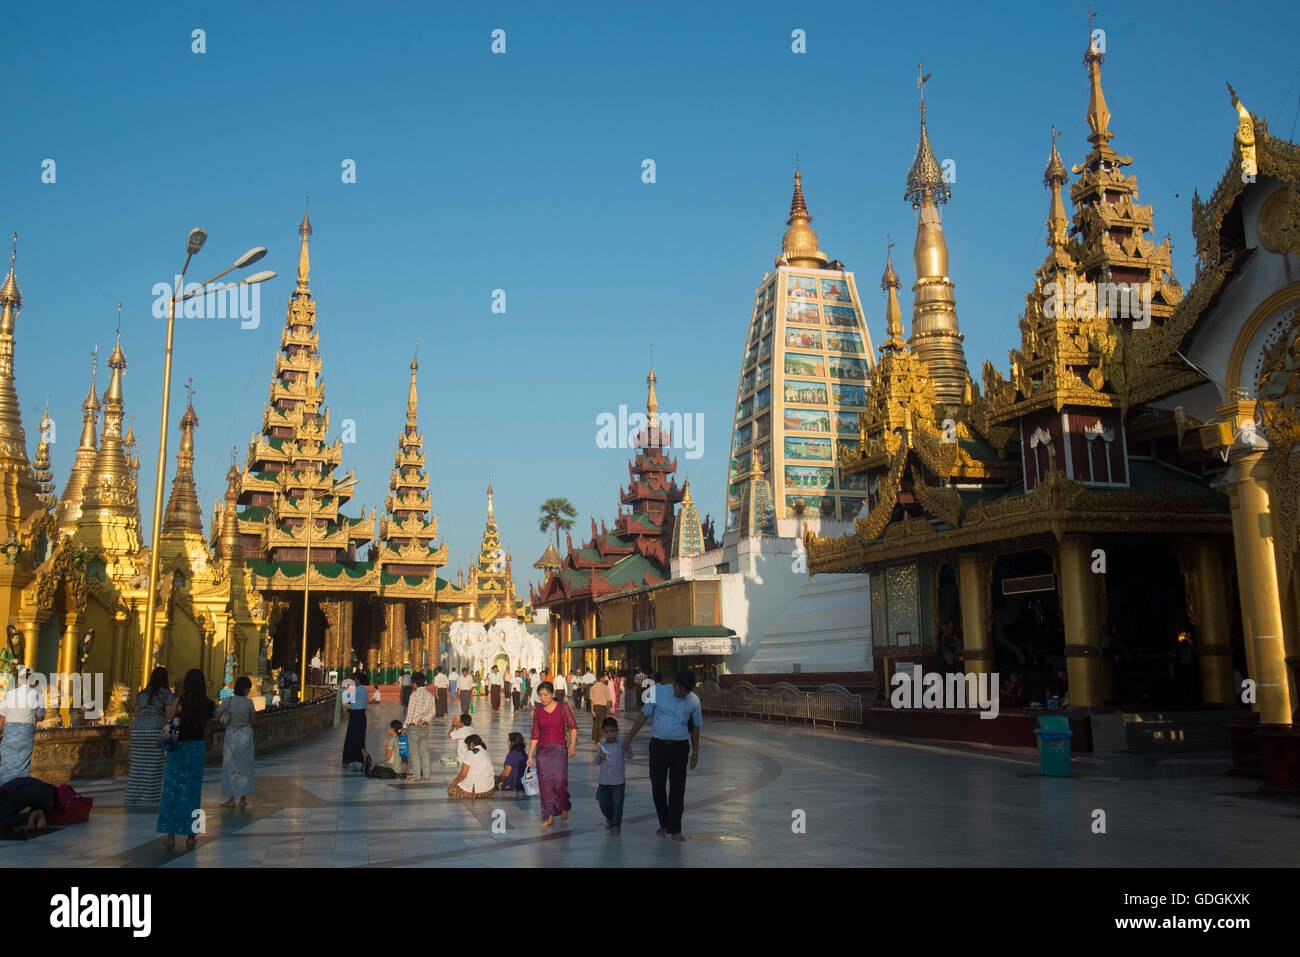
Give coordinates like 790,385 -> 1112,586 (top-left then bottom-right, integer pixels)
905,64 -> 949,209
0,233 -> 19,309
1044,126 -> 1071,254
681,478 -> 693,506
407,349 -> 419,419
1083,8 -> 1112,147
296,197 -> 312,292
781,166 -> 829,267
646,361 -> 659,429
882,240 -> 904,347
487,479 -> 494,520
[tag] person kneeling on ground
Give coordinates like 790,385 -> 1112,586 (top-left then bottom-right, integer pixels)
496,732 -> 528,793
0,775 -> 60,834
448,734 -> 495,799
386,720 -> 412,779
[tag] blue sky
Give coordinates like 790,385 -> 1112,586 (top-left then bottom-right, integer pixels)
3,0 -> 1297,590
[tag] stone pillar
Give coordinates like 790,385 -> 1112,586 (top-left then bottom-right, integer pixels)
57,617 -> 80,725
1228,451 -> 1292,725
957,551 -> 994,678
1058,535 -> 1103,708
1194,538 -> 1236,705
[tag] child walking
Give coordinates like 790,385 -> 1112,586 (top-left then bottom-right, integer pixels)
594,716 -> 628,835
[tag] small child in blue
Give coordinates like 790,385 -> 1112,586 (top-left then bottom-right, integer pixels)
594,716 -> 628,835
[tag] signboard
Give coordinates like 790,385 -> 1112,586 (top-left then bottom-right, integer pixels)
672,637 -> 738,656
651,639 -> 673,657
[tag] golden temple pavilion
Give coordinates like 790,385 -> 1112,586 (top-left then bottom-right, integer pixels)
808,36 -> 1300,787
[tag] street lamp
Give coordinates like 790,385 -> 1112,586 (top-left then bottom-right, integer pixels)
301,475 -> 357,701
141,232 -> 276,687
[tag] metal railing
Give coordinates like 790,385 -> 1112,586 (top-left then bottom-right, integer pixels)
696,680 -> 863,729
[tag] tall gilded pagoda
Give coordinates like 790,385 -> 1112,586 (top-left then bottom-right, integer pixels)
725,170 -> 877,530
238,206 -> 477,676
534,366 -> 698,670
451,484 -> 529,628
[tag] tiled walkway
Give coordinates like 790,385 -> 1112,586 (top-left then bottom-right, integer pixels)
3,699 -> 1298,867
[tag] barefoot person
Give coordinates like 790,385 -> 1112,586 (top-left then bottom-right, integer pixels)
622,670 -> 701,842
527,681 -> 578,827
157,669 -> 215,849
219,676 -> 256,809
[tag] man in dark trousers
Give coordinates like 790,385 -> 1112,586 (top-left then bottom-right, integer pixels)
622,670 -> 701,842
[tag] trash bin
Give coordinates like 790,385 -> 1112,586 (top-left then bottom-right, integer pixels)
1034,714 -> 1074,777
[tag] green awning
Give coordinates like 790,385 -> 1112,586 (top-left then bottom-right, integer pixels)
563,624 -> 736,651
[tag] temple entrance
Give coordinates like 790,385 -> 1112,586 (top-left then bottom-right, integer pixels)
269,596 -> 329,676
1101,543 -> 1197,708
990,549 -> 1064,706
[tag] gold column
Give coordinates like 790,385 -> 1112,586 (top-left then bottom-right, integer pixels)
111,616 -> 128,687
21,620 -> 37,671
957,552 -> 993,677
1193,538 -> 1235,705
1058,535 -> 1102,708
1224,483 -> 1258,705
1228,450 -> 1293,725
57,617 -> 79,724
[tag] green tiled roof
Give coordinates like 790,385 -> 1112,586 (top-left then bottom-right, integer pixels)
245,559 -> 374,579
239,506 -> 270,523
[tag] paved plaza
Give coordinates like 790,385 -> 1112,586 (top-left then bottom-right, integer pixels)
3,700 -> 1298,867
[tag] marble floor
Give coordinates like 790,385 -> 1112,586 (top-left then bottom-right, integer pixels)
3,700 -> 1298,867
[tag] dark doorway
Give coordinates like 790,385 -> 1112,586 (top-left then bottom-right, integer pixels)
1102,544 -> 1196,708
990,549 -> 1063,705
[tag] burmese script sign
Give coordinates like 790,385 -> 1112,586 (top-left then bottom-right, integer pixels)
672,637 -> 738,656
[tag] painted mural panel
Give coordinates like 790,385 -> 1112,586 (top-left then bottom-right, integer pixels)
784,352 -> 826,377
819,278 -> 853,302
785,327 -> 822,349
832,383 -> 869,406
825,329 -> 865,354
785,299 -> 820,324
783,380 -> 828,405
824,305 -> 858,327
787,276 -> 818,299
836,411 -> 861,433
755,386 -> 771,411
784,436 -> 833,461
828,355 -> 869,380
784,408 -> 832,432
785,465 -> 834,490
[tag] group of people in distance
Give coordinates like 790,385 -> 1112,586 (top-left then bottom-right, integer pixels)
374,665 -> 703,840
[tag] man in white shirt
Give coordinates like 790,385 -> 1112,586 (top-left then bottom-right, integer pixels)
569,671 -> 583,712
489,666 -> 504,713
553,671 -> 568,704
432,667 -> 449,718
447,713 -> 476,763
582,670 -> 597,712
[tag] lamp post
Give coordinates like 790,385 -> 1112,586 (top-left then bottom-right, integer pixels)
302,476 -> 356,702
141,231 -> 275,688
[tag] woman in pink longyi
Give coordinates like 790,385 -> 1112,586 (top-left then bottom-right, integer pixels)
527,681 -> 578,826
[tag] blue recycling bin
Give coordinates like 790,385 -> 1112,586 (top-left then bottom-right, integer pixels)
1034,714 -> 1074,777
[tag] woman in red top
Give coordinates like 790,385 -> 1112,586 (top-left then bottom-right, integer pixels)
527,681 -> 578,826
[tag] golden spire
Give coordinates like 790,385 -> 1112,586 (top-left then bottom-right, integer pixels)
881,239 -> 905,348
213,452 -> 245,566
58,346 -> 102,536
1083,8 -> 1112,149
487,481 -> 495,521
34,396 -> 54,510
0,234 -> 20,308
681,478 -> 693,507
646,362 -> 659,429
77,323 -> 143,554
902,67 -> 968,406
162,383 -> 204,536
407,351 -> 419,420
296,197 -> 312,292
780,166 -> 830,268
0,231 -> 37,520
1044,126 -> 1071,254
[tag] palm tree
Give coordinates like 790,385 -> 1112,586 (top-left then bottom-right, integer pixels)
538,498 -> 578,551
